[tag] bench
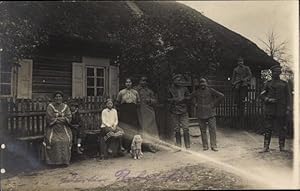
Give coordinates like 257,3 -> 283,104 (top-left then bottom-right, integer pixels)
16,135 -> 44,160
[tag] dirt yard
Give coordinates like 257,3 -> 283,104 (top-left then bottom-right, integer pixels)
1,127 -> 295,190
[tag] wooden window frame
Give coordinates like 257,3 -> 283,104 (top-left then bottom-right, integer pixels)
86,66 -> 106,96
0,67 -> 13,98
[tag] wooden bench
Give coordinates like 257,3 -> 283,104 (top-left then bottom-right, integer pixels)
16,135 -> 44,160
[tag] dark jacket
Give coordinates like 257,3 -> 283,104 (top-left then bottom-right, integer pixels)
167,86 -> 190,115
231,65 -> 252,88
191,87 -> 224,119
260,79 -> 292,116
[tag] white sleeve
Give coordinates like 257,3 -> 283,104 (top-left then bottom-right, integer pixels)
114,109 -> 119,127
101,109 -> 110,127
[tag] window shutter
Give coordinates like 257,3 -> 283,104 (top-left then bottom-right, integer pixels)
17,59 -> 32,99
109,65 -> 119,99
72,62 -> 86,98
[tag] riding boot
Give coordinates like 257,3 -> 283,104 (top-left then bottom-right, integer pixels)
259,135 -> 271,153
175,132 -> 182,147
279,138 -> 285,152
183,130 -> 190,149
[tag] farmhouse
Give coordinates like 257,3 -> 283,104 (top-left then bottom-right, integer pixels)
0,1 -> 278,100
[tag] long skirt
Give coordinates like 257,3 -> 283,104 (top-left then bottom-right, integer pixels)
137,103 -> 159,139
44,124 -> 73,165
118,103 -> 140,132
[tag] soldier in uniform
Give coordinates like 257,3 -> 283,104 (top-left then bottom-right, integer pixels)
191,78 -> 224,151
259,64 -> 292,152
167,74 -> 191,149
231,57 -> 252,116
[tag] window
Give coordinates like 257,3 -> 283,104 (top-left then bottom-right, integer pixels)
0,54 -> 12,97
86,66 -> 105,96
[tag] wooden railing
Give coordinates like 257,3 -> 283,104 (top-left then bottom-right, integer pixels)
1,96 -> 106,138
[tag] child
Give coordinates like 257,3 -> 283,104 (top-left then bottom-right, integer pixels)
70,101 -> 84,154
101,98 -> 125,155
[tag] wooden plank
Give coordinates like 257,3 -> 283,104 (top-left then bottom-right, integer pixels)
32,69 -> 71,77
16,135 -> 44,141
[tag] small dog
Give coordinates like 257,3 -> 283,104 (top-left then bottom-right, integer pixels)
130,135 -> 143,160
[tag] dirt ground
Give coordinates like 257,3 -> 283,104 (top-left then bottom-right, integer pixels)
1,126 -> 295,190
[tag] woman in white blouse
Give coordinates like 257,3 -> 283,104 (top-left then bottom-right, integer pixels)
116,78 -> 141,129
101,99 -> 125,155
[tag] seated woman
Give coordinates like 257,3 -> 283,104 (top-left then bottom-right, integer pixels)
44,91 -> 72,166
101,98 -> 125,156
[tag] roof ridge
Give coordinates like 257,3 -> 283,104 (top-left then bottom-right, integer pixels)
126,1 -> 143,17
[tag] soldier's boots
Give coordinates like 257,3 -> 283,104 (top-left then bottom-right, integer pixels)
183,130 -> 190,149
175,132 -> 182,147
279,143 -> 286,152
259,147 -> 269,153
259,138 -> 270,153
279,139 -> 286,152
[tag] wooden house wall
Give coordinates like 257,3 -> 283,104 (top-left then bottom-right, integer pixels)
32,56 -> 73,99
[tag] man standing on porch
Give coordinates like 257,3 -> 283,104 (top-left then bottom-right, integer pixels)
259,65 -> 292,153
167,74 -> 191,149
191,78 -> 224,151
231,56 -> 252,116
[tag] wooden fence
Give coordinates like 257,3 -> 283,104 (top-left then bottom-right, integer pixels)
0,96 -> 106,138
0,86 -> 293,140
214,86 -> 265,132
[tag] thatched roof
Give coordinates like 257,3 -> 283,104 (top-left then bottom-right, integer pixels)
0,1 -> 277,79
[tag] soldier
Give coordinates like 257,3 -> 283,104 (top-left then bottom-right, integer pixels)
231,57 -> 252,115
191,78 -> 224,151
259,65 -> 292,152
167,74 -> 191,149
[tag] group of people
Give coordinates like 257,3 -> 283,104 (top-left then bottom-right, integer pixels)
231,57 -> 292,153
167,74 -> 225,151
42,57 -> 292,167
43,76 -> 160,166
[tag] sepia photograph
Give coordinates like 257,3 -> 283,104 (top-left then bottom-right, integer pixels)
0,0 -> 299,190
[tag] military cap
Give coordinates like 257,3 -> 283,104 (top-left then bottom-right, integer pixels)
199,78 -> 208,86
237,56 -> 244,61
270,64 -> 282,71
172,74 -> 183,81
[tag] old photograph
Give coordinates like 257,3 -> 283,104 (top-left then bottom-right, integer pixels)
0,1 -> 299,190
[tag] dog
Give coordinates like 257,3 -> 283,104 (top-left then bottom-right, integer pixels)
130,135 -> 143,160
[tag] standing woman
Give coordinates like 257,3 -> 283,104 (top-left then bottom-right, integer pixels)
116,78 -> 141,135
44,91 -> 73,166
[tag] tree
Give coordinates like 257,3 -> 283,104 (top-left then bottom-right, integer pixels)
259,29 -> 294,81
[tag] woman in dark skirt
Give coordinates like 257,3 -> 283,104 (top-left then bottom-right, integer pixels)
116,78 -> 141,149
116,78 -> 141,128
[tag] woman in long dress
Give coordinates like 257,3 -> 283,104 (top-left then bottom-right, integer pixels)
44,91 -> 72,166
